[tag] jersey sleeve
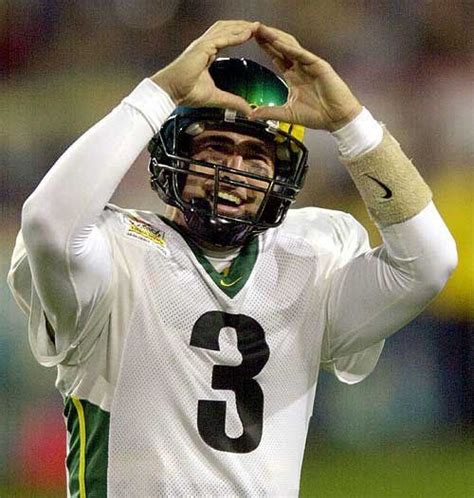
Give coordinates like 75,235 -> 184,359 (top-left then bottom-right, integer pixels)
7,216 -> 117,367
314,210 -> 386,384
11,79 -> 175,367
318,202 -> 456,384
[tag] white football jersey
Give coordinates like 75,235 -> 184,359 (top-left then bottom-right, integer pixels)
9,205 -> 384,497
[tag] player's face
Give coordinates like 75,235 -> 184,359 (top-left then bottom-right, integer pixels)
181,130 -> 275,218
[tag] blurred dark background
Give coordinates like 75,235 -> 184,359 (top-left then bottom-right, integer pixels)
2,1 -> 473,496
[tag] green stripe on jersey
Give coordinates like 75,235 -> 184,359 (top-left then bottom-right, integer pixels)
159,216 -> 259,298
64,397 -> 110,497
190,236 -> 258,298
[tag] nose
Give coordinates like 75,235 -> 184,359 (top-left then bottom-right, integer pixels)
222,154 -> 248,185
220,154 -> 249,195
226,154 -> 245,172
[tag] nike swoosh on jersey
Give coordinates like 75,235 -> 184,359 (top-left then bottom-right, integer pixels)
365,175 -> 393,199
219,276 -> 243,287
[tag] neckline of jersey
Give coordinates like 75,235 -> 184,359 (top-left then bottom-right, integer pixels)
158,215 -> 259,298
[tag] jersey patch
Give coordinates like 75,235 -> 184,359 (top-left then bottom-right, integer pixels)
126,218 -> 169,255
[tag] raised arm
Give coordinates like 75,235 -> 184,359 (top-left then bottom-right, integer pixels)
19,80 -> 174,340
251,24 -> 457,358
19,20 -> 260,340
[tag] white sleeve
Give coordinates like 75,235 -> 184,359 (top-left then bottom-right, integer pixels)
331,107 -> 383,158
322,201 -> 457,383
15,79 -> 175,365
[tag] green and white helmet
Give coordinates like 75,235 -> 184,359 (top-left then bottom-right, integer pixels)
148,57 -> 309,248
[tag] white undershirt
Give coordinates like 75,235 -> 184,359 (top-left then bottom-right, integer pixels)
206,251 -> 240,272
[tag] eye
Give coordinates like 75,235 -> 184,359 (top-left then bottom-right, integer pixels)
192,144 -> 228,164
246,159 -> 273,177
193,141 -> 227,155
208,143 -> 232,154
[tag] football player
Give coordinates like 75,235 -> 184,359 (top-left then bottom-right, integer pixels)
8,21 -> 457,496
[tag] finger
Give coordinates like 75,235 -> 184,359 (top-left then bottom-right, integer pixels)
270,39 -> 319,66
212,29 -> 255,49
257,25 -> 327,68
256,40 -> 293,71
257,24 -> 330,69
256,24 -> 319,69
209,89 -> 253,116
256,24 -> 300,47
250,105 -> 292,123
204,20 -> 260,38
187,29 -> 255,65
255,32 -> 284,58
271,54 -> 293,73
193,27 -> 255,57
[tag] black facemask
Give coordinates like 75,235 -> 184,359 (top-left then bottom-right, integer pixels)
182,198 -> 255,248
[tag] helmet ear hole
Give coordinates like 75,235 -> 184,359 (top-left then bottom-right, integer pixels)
147,135 -> 162,155
156,144 -> 167,162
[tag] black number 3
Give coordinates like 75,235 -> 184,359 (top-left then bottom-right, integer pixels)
190,311 -> 270,453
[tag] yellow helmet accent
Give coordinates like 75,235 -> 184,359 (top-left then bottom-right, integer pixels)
276,121 -> 305,143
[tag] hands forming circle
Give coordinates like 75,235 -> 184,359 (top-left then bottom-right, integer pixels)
150,20 -> 362,132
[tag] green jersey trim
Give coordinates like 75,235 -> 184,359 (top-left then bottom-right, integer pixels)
159,216 -> 259,298
65,397 -> 110,498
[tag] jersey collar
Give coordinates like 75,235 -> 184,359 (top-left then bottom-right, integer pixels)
159,215 -> 259,298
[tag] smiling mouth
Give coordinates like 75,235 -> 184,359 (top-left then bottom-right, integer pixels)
215,191 -> 242,206
209,190 -> 245,215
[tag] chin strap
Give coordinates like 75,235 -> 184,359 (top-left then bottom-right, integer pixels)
183,199 -> 254,248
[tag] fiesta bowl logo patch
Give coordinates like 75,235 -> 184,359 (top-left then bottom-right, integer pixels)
126,219 -> 168,255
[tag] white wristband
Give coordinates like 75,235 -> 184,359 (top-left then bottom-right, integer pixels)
331,107 -> 384,159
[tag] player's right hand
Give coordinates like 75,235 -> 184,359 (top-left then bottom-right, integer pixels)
151,20 -> 259,116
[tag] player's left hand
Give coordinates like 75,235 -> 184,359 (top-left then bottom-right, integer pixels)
251,24 -> 362,131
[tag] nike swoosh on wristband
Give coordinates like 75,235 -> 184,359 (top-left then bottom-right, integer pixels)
220,276 -> 242,287
365,175 -> 393,199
